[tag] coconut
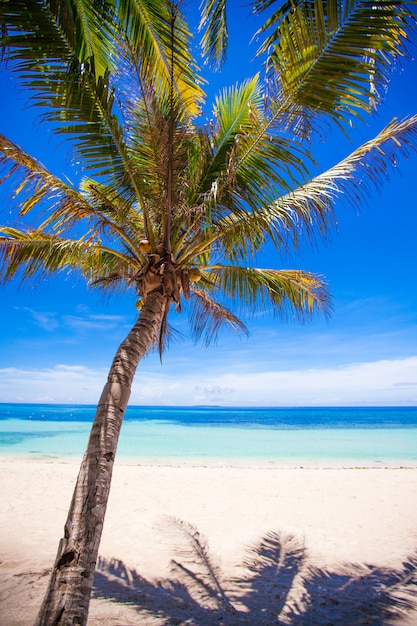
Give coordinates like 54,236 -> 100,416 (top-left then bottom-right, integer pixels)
189,268 -> 202,282
139,239 -> 151,254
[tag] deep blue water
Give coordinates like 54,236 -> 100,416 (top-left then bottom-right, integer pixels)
1,403 -> 416,428
0,404 -> 416,465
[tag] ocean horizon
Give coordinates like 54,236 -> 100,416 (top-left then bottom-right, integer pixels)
1,403 -> 416,467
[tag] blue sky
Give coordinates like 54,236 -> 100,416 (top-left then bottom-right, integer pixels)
0,7 -> 416,406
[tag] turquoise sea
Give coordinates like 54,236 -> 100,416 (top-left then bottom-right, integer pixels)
0,404 -> 416,467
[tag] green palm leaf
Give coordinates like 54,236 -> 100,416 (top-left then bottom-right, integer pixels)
0,227 -> 132,285
210,113 -> 417,262
0,3 -> 138,201
0,0 -> 204,192
0,0 -> 116,95
266,114 -> 417,241
0,134 -> 141,255
117,0 -> 205,117
192,75 -> 265,203
199,0 -> 228,70
255,0 -> 417,123
205,265 -> 331,318
186,75 -> 310,222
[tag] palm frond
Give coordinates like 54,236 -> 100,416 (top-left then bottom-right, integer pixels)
0,134 -> 141,255
216,77 -> 310,199
156,299 -> 174,359
190,76 -> 263,204
199,0 -> 228,70
255,0 -> 417,123
124,85 -> 200,250
0,0 -> 116,95
79,178 -> 134,223
0,132 -> 85,219
186,75 -> 310,227
118,0 -> 205,118
48,69 -> 148,211
206,265 -> 331,319
47,0 -> 116,76
266,114 -> 417,242
207,113 -> 417,263
1,1 -> 201,202
0,226 -> 133,285
0,134 -> 117,233
0,5 -> 146,206
52,69 -> 124,173
187,289 -> 249,345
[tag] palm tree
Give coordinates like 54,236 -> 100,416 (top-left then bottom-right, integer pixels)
0,1 -> 416,624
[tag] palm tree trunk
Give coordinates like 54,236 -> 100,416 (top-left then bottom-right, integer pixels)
34,290 -> 166,626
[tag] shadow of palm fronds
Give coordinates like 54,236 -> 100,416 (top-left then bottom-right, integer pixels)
292,556 -> 417,626
94,555 -> 219,625
167,517 -> 238,618
233,530 -> 306,624
93,519 -> 417,625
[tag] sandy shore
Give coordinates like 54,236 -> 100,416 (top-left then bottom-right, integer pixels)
1,458 -> 417,625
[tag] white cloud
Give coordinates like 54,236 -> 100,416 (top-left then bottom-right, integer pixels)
0,365 -> 107,404
192,385 -> 235,404
209,357 -> 417,406
63,313 -> 128,332
16,307 -> 59,331
0,357 -> 416,406
16,306 -> 129,334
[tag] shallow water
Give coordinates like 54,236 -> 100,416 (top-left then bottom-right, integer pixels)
0,404 -> 416,466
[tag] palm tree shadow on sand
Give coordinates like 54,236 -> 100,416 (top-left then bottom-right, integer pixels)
93,517 -> 417,625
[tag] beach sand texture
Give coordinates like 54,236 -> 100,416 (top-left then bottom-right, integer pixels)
1,459 -> 417,625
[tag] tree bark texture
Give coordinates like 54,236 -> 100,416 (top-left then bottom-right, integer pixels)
34,290 -> 166,626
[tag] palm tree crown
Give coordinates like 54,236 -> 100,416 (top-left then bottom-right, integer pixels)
1,0 -> 416,354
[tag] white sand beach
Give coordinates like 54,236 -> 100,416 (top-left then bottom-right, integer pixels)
1,458 -> 417,625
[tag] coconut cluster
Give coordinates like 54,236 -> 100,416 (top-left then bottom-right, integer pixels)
135,240 -> 202,308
